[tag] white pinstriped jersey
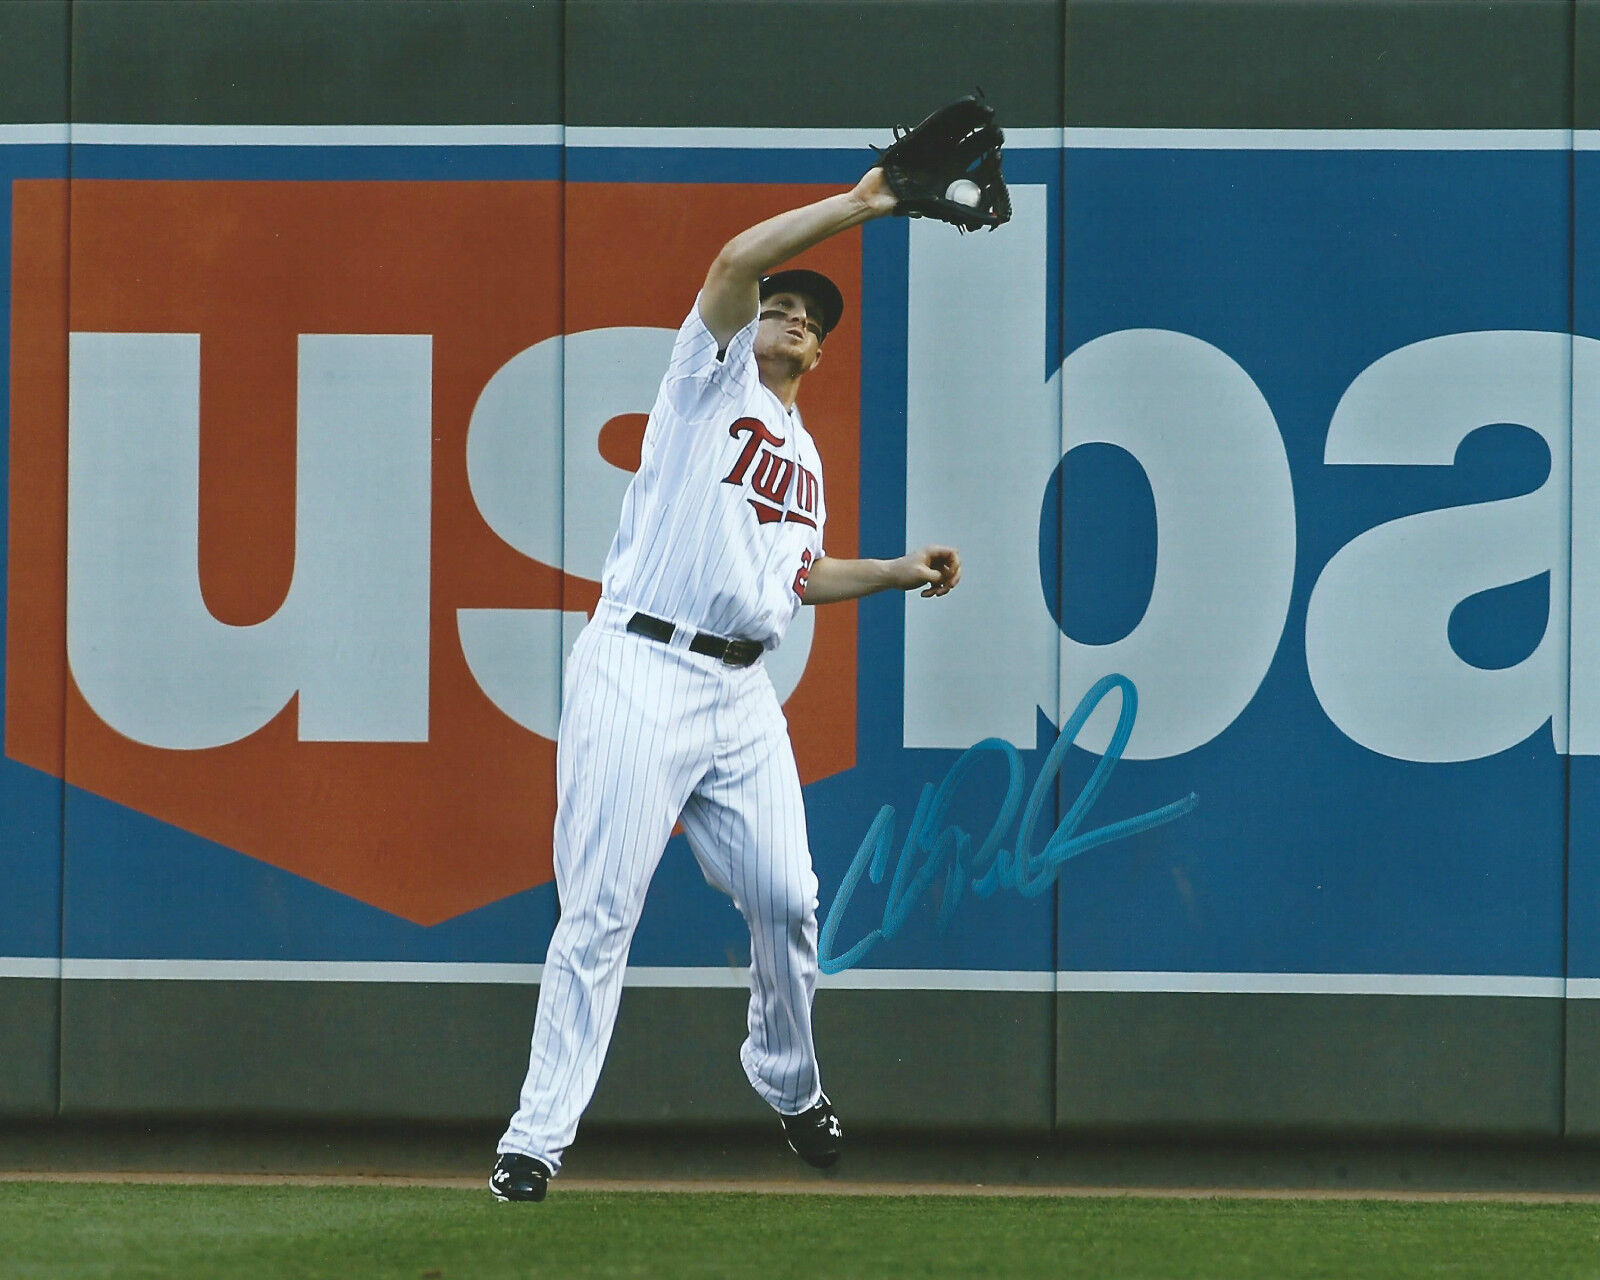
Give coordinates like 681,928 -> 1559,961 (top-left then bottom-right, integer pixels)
501,299 -> 832,1174
600,296 -> 827,649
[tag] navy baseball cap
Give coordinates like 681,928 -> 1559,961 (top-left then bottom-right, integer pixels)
759,269 -> 844,340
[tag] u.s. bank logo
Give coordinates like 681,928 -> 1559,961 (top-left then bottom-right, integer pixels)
5,178 -> 861,923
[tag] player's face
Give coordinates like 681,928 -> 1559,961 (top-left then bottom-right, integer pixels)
756,291 -> 825,373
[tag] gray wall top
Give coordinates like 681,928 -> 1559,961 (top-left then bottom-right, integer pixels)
565,0 -> 1064,128
0,1 -> 68,123
1070,0 -> 1574,130
23,1 -> 1579,131
69,0 -> 563,126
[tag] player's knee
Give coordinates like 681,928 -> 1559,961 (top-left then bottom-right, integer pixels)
550,921 -> 631,977
767,881 -> 817,935
549,887 -> 639,957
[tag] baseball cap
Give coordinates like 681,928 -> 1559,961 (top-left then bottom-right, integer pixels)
759,269 -> 844,340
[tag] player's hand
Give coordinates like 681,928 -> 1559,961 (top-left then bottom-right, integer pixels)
896,545 -> 961,597
850,167 -> 900,218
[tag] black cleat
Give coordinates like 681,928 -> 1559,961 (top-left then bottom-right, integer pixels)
779,1093 -> 843,1169
489,1152 -> 551,1202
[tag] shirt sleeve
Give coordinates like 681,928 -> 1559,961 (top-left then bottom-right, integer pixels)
813,456 -> 826,562
660,292 -> 760,420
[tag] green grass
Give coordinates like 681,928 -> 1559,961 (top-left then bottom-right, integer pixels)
3,1183 -> 1600,1279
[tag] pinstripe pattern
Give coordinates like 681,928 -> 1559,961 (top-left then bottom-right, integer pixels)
498,298 -> 828,1174
680,668 -> 820,1111
604,298 -> 825,646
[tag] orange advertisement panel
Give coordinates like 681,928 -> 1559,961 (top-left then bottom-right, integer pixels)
7,179 -> 859,926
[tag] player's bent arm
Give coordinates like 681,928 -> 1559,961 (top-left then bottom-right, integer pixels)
699,168 -> 899,351
802,545 -> 961,605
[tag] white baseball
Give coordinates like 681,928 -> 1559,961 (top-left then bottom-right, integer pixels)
945,178 -> 982,207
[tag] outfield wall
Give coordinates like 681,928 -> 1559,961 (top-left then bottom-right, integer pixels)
1,0 -> 1596,1141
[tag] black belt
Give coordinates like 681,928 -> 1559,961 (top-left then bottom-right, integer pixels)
626,612 -> 763,668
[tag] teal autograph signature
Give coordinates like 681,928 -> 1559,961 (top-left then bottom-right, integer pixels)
818,674 -> 1198,974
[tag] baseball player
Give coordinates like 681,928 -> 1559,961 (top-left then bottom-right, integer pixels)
490,164 -> 964,1203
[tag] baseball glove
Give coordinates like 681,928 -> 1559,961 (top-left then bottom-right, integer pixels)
871,91 -> 1012,232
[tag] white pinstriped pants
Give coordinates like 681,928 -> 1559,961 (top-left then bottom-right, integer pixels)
499,600 -> 822,1173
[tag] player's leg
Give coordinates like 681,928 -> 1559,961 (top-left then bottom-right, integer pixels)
680,670 -> 823,1116
498,627 -> 714,1174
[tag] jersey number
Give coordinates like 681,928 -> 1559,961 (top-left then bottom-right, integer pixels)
792,549 -> 813,600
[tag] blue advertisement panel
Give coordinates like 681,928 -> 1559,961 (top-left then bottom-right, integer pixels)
1052,142 -> 1572,980
1569,140 -> 1600,985
0,130 -> 1585,989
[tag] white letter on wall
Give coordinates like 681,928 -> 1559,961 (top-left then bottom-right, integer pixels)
1567,335 -> 1600,754
68,332 -> 433,749
1060,329 -> 1295,759
1305,330 -> 1572,763
903,183 -> 1059,749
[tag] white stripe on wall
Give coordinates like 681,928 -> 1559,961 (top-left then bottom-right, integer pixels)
819,969 -> 1056,992
0,958 -> 60,979
0,959 -> 1572,996
3,125 -> 1579,152
1058,971 -> 1566,998
54,959 -> 544,983
66,124 -> 565,147
1066,128 -> 1574,150
0,124 -> 68,145
38,960 -> 1049,990
565,125 -> 1064,150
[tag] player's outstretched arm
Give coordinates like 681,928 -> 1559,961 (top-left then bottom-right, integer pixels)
802,545 -> 961,606
699,168 -> 899,351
